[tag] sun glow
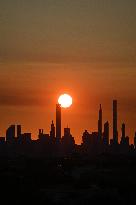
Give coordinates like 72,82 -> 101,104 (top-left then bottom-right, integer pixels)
58,94 -> 72,108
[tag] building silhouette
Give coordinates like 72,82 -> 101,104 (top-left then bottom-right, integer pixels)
17,125 -> 21,138
113,100 -> 118,144
98,104 -> 102,142
56,103 -> 61,144
121,123 -> 125,139
6,125 -> 15,143
103,121 -> 109,146
38,129 -> 49,143
50,120 -> 55,143
120,123 -> 127,145
20,133 -> 31,144
0,99 -> 136,157
61,127 -> 75,154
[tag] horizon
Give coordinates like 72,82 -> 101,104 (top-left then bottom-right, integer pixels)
0,99 -> 135,146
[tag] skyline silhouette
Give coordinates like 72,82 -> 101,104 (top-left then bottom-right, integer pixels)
0,99 -> 136,157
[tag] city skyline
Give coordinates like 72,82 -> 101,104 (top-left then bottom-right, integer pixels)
1,99 -> 136,147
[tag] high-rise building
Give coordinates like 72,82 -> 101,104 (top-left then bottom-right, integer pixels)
64,127 -> 70,137
113,100 -> 118,144
38,129 -> 44,138
98,104 -> 102,142
103,121 -> 109,146
61,127 -> 75,154
50,120 -> 55,142
17,125 -> 21,138
56,103 -> 61,143
121,123 -> 125,139
120,123 -> 126,145
120,123 -> 129,149
6,125 -> 15,143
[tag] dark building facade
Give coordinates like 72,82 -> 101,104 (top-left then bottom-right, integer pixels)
113,100 -> 118,144
17,125 -> 21,138
56,103 -> 61,144
6,125 -> 15,143
98,104 -> 102,142
50,120 -> 55,142
61,127 -> 75,154
103,121 -> 109,146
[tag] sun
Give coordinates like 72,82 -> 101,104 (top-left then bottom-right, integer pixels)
58,94 -> 72,108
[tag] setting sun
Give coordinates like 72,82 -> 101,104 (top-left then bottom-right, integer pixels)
58,94 -> 72,108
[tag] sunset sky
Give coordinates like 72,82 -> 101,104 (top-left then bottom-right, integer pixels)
0,0 -> 136,144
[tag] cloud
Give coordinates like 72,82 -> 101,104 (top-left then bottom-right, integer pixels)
0,88 -> 49,107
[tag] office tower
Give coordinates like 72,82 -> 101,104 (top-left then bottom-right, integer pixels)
113,100 -> 118,144
56,103 -> 61,143
121,123 -> 125,139
125,136 -> 129,146
82,130 -> 90,145
64,127 -> 71,137
120,123 -> 126,145
21,133 -> 31,143
50,120 -> 55,141
61,127 -> 75,154
98,104 -> 102,142
6,125 -> 15,143
17,125 -> 21,138
38,129 -> 44,138
103,121 -> 109,146
62,127 -> 75,144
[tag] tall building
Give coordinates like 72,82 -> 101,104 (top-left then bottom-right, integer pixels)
6,125 -> 15,143
103,121 -> 109,146
61,127 -> 75,154
50,120 -> 55,142
98,104 -> 102,142
17,125 -> 21,138
121,123 -> 125,139
113,100 -> 118,144
120,123 -> 126,145
56,103 -> 61,143
38,129 -> 49,143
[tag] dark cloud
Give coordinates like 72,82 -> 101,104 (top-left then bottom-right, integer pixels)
0,88 -> 49,107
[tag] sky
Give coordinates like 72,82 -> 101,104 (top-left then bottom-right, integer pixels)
0,0 -> 136,144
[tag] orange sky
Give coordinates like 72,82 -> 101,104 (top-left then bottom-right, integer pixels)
0,62 -> 136,144
0,1 -> 136,144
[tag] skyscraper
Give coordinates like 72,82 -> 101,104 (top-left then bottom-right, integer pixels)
56,103 -> 61,143
6,125 -> 15,143
98,104 -> 102,142
113,100 -> 118,144
17,125 -> 21,138
121,123 -> 125,139
103,121 -> 109,146
50,120 -> 55,142
61,127 -> 75,154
